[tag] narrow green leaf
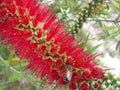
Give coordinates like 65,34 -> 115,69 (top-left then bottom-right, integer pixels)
79,33 -> 90,48
83,33 -> 90,48
116,40 -> 120,53
88,44 -> 102,53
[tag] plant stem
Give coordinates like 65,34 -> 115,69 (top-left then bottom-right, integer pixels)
0,56 -> 20,73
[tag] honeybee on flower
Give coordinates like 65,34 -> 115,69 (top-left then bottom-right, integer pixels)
64,63 -> 73,82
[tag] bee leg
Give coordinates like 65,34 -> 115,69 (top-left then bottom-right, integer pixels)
64,76 -> 69,83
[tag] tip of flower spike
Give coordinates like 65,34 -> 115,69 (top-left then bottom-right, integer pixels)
91,67 -> 104,79
82,71 -> 91,81
79,82 -> 90,90
69,83 -> 76,90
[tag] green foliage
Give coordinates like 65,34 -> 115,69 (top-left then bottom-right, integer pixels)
50,0 -> 83,15
79,34 -> 90,48
101,25 -> 120,39
8,72 -> 23,82
71,0 -> 105,34
0,57 -> 45,90
116,40 -> 120,53
111,0 -> 120,15
99,72 -> 120,89
0,43 -> 10,60
88,44 -> 102,53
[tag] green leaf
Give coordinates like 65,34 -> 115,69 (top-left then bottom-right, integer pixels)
79,34 -> 90,48
83,33 -> 90,47
111,0 -> 120,15
8,72 -> 23,82
116,40 -> 120,53
88,44 -> 102,53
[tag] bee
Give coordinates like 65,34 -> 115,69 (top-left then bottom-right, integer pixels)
64,63 -> 73,82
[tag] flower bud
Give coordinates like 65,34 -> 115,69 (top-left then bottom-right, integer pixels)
93,82 -> 99,88
107,80 -> 111,84
102,85 -> 106,89
117,81 -> 120,86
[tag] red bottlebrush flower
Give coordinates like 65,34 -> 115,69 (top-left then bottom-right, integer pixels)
79,82 -> 90,90
69,83 -> 76,90
93,81 -> 99,88
91,67 -> 104,79
71,72 -> 81,83
82,71 -> 91,81
0,0 -> 104,90
49,69 -> 59,82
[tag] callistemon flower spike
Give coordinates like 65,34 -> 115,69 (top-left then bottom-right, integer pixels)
0,0 -> 104,90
